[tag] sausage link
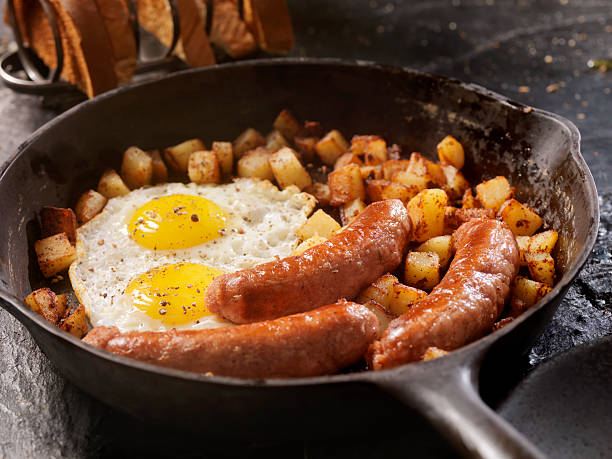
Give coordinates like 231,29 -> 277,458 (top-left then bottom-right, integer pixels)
83,301 -> 379,378
206,199 -> 411,324
368,218 -> 519,370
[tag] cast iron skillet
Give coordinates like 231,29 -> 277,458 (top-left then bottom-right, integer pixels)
0,59 -> 599,458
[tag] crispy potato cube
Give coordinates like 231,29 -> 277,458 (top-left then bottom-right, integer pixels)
362,300 -> 394,337
441,165 -> 470,200
407,153 -> 447,188
236,147 -> 274,181
404,251 -> 441,291
233,128 -> 265,159
365,179 -> 416,204
382,159 -> 411,180
462,188 -> 479,209
422,347 -> 449,361
24,288 -> 63,324
499,198 -> 543,236
148,149 -> 168,184
273,109 -> 301,140
97,168 -> 130,199
296,209 -> 341,240
437,135 -> 465,169
292,235 -> 328,255
163,139 -> 205,173
391,169 -> 429,191
212,141 -> 234,176
387,282 -> 427,316
360,165 -> 383,180
340,198 -> 366,226
303,182 -> 331,207
356,273 -> 399,307
516,235 -> 530,266
39,206 -> 77,244
34,232 -> 77,278
528,230 -> 558,253
60,304 -> 88,338
525,252 -> 555,285
121,146 -> 153,189
416,235 -> 453,269
334,153 -> 363,170
512,276 -> 552,310
475,176 -> 514,212
294,136 -> 319,164
269,147 -> 312,190
75,190 -> 107,224
355,137 -> 388,166
407,188 -> 449,242
188,150 -> 221,184
315,130 -> 349,166
265,130 -> 289,152
328,164 -> 366,206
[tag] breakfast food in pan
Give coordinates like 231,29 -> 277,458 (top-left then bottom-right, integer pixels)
25,109 -> 559,377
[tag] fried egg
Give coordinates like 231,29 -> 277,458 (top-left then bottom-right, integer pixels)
69,179 -> 316,332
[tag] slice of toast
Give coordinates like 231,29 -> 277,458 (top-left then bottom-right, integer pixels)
243,0 -> 293,54
208,0 -> 256,58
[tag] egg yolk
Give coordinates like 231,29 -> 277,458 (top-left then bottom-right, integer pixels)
128,194 -> 226,250
125,263 -> 223,326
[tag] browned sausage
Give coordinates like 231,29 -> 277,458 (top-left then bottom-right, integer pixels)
83,300 -> 379,378
206,199 -> 411,324
368,218 -> 519,370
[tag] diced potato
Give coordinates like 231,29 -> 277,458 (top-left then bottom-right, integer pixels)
292,235 -> 328,255
269,147 -> 312,190
56,293 -> 68,315
328,163 -> 366,206
525,252 -> 555,285
294,136 -> 319,164
516,235 -> 530,266
407,189 -> 449,242
362,300 -> 394,337
163,139 -> 205,173
415,235 -> 453,269
365,179 -> 416,204
407,153 -> 447,188
233,128 -> 265,159
303,182 -> 331,207
188,150 -> 221,184
444,207 -> 495,232
39,206 -> 77,244
75,190 -> 107,224
360,165 -> 383,180
340,198 -> 366,226
34,232 -> 77,278
212,141 -> 234,177
356,273 -> 398,307
512,276 -> 552,309
437,135 -> 465,169
296,209 -> 341,240
265,130 -> 289,152
273,109 -> 301,140
404,251 -> 441,291
387,282 -> 427,316
422,347 -> 449,361
382,159 -> 411,181
334,153 -> 363,170
315,130 -> 349,166
97,168 -> 130,199
462,188 -> 479,209
391,169 -> 429,191
475,176 -> 514,212
149,149 -> 168,184
349,136 -> 388,165
236,147 -> 274,181
441,164 -> 470,200
387,143 -> 402,160
60,304 -> 88,338
303,120 -> 323,137
24,288 -> 63,324
121,146 -> 153,189
499,198 -> 543,236
528,230 -> 558,253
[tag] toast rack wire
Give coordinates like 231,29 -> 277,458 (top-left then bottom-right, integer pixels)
0,0 -> 189,98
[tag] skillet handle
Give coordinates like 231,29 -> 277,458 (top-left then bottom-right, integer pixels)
376,359 -> 546,459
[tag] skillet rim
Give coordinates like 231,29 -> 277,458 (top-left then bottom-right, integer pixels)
0,57 -> 600,388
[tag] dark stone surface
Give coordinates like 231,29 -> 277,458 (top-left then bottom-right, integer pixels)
0,0 -> 610,457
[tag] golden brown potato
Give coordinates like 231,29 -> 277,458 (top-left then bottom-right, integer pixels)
212,141 -> 234,177
404,251 -> 441,291
350,135 -> 388,165
188,150 -> 221,184
294,136 -> 319,164
236,147 -> 274,181
511,276 -> 552,312
34,233 -> 77,278
360,165 -> 383,180
269,147 -> 312,190
273,109 -> 302,140
149,149 -> 168,184
406,188 -> 449,242
525,252 -> 555,285
292,235 -> 328,255
462,188 -> 479,209
315,130 -> 349,166
407,153 -> 447,188
97,168 -> 130,199
303,182 -> 331,207
365,179 -> 417,204
328,163 -> 366,206
415,235 -> 453,269
499,198 -> 543,236
382,159 -> 411,181
387,282 -> 427,316
340,198 -> 366,226
356,273 -> 399,307
528,230 -> 558,253
24,288 -> 65,324
121,146 -> 153,189
334,153 -> 363,170
441,164 -> 470,200
475,176 -> 514,212
437,135 -> 465,169
515,235 -> 530,266
265,130 -> 290,152
422,347 -> 450,361
391,169 -> 430,191
60,304 -> 88,338
163,139 -> 206,173
75,190 -> 107,224
296,209 -> 340,240
233,128 -> 265,159
39,206 -> 78,244
362,300 -> 395,338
